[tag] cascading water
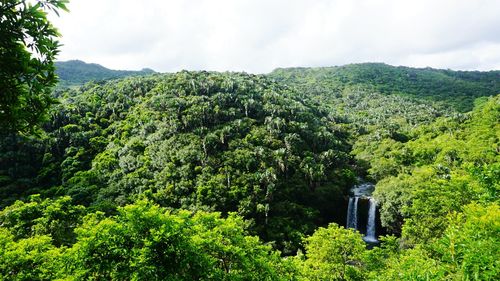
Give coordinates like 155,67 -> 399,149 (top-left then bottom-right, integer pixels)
363,197 -> 378,243
346,181 -> 379,243
346,197 -> 358,229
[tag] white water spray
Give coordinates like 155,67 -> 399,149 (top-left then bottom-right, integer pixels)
363,197 -> 378,243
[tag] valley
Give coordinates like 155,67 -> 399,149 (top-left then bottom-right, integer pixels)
1,62 -> 498,279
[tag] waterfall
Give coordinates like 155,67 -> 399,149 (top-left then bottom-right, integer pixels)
346,197 -> 358,229
363,197 -> 378,242
346,180 -> 379,243
346,197 -> 353,228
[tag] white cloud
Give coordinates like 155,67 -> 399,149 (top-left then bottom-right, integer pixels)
49,0 -> 500,73
401,42 -> 500,70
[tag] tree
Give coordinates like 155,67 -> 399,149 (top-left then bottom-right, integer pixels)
0,229 -> 65,281
433,203 -> 500,280
65,200 -> 293,280
295,223 -> 366,281
0,195 -> 85,246
0,0 -> 68,133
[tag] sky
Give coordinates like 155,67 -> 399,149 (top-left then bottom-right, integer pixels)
49,0 -> 500,73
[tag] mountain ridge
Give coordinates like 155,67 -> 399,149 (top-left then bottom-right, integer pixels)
269,62 -> 500,112
55,60 -> 156,88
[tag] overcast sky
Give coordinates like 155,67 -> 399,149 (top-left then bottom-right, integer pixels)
49,0 -> 500,73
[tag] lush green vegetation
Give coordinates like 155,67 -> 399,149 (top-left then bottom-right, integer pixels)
1,71 -> 355,253
0,0 -> 68,133
273,66 -> 500,279
373,95 -> 499,237
270,63 -> 500,112
1,59 -> 499,279
55,60 -> 155,89
0,198 -> 295,280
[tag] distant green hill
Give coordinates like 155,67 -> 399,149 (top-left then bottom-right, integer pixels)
55,60 -> 155,88
269,63 -> 500,112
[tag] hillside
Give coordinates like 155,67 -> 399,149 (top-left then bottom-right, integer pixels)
0,71 -> 355,252
270,63 -> 500,112
55,60 -> 156,88
1,67 -> 498,279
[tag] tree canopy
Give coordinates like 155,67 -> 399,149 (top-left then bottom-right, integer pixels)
0,0 -> 68,133
0,51 -> 499,278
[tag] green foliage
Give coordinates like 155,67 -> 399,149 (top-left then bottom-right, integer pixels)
375,246 -> 446,281
370,203 -> 500,281
0,76 -> 161,208
0,230 -> 65,281
55,60 -> 156,89
294,223 -> 366,280
373,95 -> 500,239
1,71 -> 354,251
362,235 -> 400,278
270,63 -> 500,112
432,203 -> 500,280
0,199 -> 293,280
1,59 -> 499,279
67,200 -> 293,280
0,133 -> 50,206
0,195 -> 85,246
0,0 -> 68,133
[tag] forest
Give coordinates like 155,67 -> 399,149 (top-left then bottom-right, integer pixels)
1,66 -> 499,280
54,60 -> 155,89
1,1 -> 499,280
